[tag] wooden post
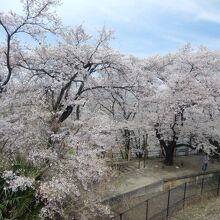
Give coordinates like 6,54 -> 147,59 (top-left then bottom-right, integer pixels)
128,149 -> 131,161
143,134 -> 148,168
144,151 -> 146,168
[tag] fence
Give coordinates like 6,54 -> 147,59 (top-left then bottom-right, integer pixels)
111,171 -> 220,220
111,147 -> 198,162
109,148 -> 199,170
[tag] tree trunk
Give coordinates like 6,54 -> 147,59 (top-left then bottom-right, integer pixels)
76,105 -> 80,120
123,129 -> 130,160
163,141 -> 176,165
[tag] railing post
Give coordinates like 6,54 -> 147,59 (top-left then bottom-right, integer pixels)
120,213 -> 122,220
166,189 -> 171,219
201,174 -> 205,194
144,150 -> 146,168
128,149 -> 131,161
183,182 -> 187,209
145,199 -> 148,220
217,175 -> 220,196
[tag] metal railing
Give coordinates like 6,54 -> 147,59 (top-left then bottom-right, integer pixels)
111,171 -> 220,220
111,148 -> 198,161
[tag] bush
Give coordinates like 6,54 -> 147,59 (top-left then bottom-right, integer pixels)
0,155 -> 45,220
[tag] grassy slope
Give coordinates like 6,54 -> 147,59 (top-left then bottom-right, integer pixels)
172,196 -> 220,220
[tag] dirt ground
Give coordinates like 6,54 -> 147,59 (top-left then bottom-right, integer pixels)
171,196 -> 220,220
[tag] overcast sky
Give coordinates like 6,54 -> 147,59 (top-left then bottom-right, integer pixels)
1,0 -> 220,57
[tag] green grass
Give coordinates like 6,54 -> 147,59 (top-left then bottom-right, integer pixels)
0,154 -> 46,220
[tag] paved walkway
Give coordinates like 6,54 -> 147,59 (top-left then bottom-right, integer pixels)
100,155 -> 220,201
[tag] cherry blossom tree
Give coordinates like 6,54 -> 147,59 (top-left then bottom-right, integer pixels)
1,1 -> 220,219
0,10 -> 136,219
0,1 -> 117,218
140,45 -> 220,165
0,0 -> 60,92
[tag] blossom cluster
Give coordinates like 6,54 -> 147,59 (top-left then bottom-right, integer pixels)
2,170 -> 35,192
39,175 -> 80,203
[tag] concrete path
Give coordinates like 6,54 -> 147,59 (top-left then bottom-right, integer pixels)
100,155 -> 220,201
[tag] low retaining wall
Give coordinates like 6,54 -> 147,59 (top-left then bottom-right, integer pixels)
110,170 -> 220,220
163,170 -> 220,190
103,170 -> 220,216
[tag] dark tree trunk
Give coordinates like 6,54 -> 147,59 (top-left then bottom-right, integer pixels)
123,129 -> 130,160
155,127 -> 175,165
59,105 -> 73,122
163,141 -> 176,165
76,105 -> 80,120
